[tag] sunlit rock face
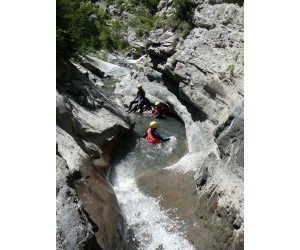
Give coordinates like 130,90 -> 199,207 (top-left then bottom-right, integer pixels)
56,0 -> 244,248
115,0 -> 244,248
56,61 -> 134,249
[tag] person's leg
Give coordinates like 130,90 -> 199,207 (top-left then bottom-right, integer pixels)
127,100 -> 138,111
139,100 -> 146,113
129,104 -> 139,113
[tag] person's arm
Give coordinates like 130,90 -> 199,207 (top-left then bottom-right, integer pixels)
142,132 -> 147,138
141,89 -> 145,99
153,130 -> 170,141
133,90 -> 141,101
133,91 -> 139,101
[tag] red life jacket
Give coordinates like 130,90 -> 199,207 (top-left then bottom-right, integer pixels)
153,108 -> 159,116
147,128 -> 160,144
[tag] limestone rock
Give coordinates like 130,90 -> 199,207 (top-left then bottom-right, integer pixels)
207,0 -> 244,7
144,67 -> 163,83
193,3 -> 243,28
147,30 -> 178,58
56,126 -> 89,177
56,0 -> 244,248
79,56 -> 105,78
115,0 -> 244,246
56,156 -> 98,250
194,150 -> 244,250
80,55 -> 131,78
146,4 -> 244,126
56,61 -> 135,249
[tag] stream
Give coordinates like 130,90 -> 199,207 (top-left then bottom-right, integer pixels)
95,59 -> 196,249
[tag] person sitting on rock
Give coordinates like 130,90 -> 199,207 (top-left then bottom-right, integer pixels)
126,83 -> 146,113
129,97 -> 152,114
143,121 -> 170,143
152,101 -> 166,119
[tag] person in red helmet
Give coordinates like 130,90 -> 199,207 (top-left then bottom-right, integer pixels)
143,121 -> 170,143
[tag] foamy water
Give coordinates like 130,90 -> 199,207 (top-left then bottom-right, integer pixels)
112,134 -> 195,250
113,158 -> 195,250
95,60 -> 194,249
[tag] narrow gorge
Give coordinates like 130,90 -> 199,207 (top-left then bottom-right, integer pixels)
56,0 -> 244,249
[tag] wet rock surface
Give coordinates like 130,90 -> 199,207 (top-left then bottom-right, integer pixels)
113,0 -> 244,248
116,62 -> 243,249
56,0 -> 244,248
56,60 -> 134,249
162,1 -> 243,248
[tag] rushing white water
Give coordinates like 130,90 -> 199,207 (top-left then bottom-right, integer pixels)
95,59 -> 195,249
111,123 -> 195,249
113,155 -> 196,250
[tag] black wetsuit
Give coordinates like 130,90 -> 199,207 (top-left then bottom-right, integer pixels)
128,89 -> 146,112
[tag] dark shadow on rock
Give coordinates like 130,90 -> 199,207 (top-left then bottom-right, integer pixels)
161,74 -> 208,122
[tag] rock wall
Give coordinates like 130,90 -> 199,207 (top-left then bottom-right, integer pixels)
56,155 -> 99,250
113,0 -> 244,248
56,0 -> 244,248
56,60 -> 134,249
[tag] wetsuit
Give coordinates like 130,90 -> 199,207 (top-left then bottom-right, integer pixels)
143,128 -> 170,143
142,98 -> 152,112
127,89 -> 146,112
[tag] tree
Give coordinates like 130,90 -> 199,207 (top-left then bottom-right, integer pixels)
56,0 -> 81,59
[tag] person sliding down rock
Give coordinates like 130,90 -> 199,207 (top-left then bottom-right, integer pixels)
152,101 -> 166,119
126,83 -> 146,113
143,121 -> 171,143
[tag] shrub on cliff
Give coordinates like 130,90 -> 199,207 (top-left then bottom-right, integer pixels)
57,0 -> 130,60
132,0 -> 160,15
173,0 -> 194,21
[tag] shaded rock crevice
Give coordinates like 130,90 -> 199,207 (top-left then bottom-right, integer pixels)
160,73 -> 209,122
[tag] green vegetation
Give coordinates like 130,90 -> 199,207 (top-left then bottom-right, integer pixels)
130,0 -> 161,16
57,0 -> 196,60
173,0 -> 193,21
106,0 -> 160,16
57,0 -> 130,60
94,50 -> 109,61
104,0 -> 161,38
128,13 -> 162,37
151,0 -> 194,36
56,0 -> 81,59
181,29 -> 191,39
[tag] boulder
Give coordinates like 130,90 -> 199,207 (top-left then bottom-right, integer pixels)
147,30 -> 178,59
56,156 -> 99,250
80,55 -> 131,78
56,126 -> 89,177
